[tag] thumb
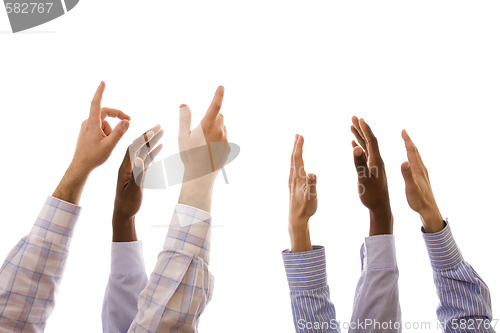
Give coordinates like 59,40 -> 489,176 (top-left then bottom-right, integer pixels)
107,119 -> 130,150
132,157 -> 145,187
306,173 -> 317,199
179,104 -> 192,140
401,161 -> 414,184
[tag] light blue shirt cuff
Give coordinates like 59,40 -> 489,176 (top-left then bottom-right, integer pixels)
111,241 -> 146,276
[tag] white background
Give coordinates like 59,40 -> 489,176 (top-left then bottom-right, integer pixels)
0,1 -> 499,332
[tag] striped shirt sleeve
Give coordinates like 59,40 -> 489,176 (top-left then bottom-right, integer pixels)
422,222 -> 496,333
128,204 -> 213,333
0,197 -> 81,333
282,246 -> 340,333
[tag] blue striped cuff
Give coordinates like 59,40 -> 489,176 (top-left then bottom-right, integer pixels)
422,222 -> 463,271
282,246 -> 328,291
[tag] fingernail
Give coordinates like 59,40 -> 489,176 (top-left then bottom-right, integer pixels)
121,120 -> 129,129
354,148 -> 363,157
134,158 -> 142,168
180,104 -> 187,108
403,162 -> 410,170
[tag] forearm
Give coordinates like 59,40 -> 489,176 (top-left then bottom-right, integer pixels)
368,206 -> 393,237
178,173 -> 216,213
52,161 -> 91,205
419,207 -> 445,234
112,213 -> 138,242
288,222 -> 313,253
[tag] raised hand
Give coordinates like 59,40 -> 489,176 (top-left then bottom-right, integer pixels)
72,81 -> 131,174
53,82 -> 130,205
112,126 -> 164,242
401,130 -> 444,233
351,116 -> 393,236
178,85 -> 229,183
288,135 -> 317,252
177,86 -> 229,213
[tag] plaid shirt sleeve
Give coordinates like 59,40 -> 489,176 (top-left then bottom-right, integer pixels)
128,204 -> 213,333
423,222 -> 496,333
0,197 -> 81,333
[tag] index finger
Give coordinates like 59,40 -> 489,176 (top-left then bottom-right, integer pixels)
89,81 -> 105,125
293,135 -> 306,184
204,86 -> 225,121
101,107 -> 130,121
359,118 -> 382,161
129,124 -> 162,154
289,135 -> 298,186
402,129 -> 425,169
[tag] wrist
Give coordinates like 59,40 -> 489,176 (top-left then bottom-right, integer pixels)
288,217 -> 313,253
183,169 -> 217,186
288,216 -> 310,235
112,215 -> 137,242
289,227 -> 312,253
178,174 -> 215,212
112,210 -> 135,226
52,162 -> 91,205
419,208 -> 444,233
68,159 -> 93,179
369,208 -> 393,236
181,172 -> 216,194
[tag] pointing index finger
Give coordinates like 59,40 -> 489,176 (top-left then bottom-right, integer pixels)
293,135 -> 306,185
205,86 -> 225,121
89,81 -> 105,124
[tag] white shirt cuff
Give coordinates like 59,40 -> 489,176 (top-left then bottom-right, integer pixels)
361,234 -> 397,271
111,241 -> 146,276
